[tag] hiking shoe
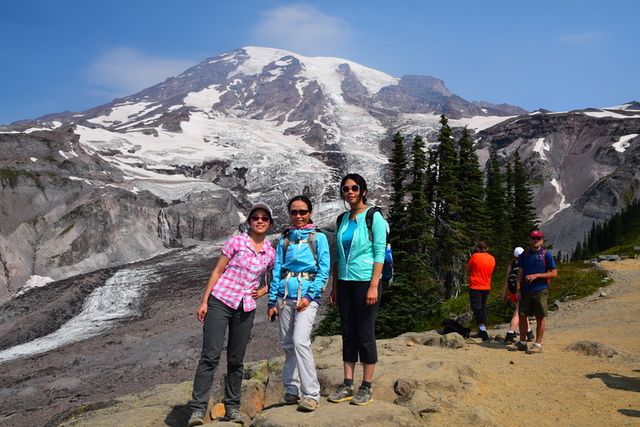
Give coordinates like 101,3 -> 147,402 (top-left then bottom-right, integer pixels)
527,330 -> 535,342
350,386 -> 373,406
297,397 -> 319,411
526,344 -> 543,354
280,393 -> 300,405
187,410 -> 204,427
507,341 -> 529,352
471,330 -> 490,341
504,332 -> 517,344
327,383 -> 355,402
225,408 -> 244,424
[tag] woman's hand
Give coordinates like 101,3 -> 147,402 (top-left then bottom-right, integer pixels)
365,285 -> 378,306
196,302 -> 208,323
329,287 -> 337,305
252,286 -> 267,299
267,307 -> 278,322
296,298 -> 310,312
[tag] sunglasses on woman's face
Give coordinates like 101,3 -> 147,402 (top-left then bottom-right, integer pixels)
341,184 -> 360,193
251,215 -> 270,222
289,209 -> 310,216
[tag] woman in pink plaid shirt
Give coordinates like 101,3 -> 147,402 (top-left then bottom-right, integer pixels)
188,203 -> 276,427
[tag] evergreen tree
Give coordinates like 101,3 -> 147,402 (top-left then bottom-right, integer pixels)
457,127 -> 489,250
510,150 -> 539,247
388,131 -> 409,254
376,132 -> 441,338
484,148 -> 512,265
432,115 -> 465,299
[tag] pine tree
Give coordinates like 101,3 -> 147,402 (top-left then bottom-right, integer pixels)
510,150 -> 539,247
457,127 -> 489,250
388,131 -> 409,254
484,148 -> 512,265
431,115 -> 465,298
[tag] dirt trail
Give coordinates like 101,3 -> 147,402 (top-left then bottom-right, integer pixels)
428,258 -> 640,426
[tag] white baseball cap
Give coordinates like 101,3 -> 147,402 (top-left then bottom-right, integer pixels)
514,247 -> 524,257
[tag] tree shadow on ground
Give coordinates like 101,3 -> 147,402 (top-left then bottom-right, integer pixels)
585,372 -> 640,392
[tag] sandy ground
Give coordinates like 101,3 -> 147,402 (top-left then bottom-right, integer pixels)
427,258 -> 640,426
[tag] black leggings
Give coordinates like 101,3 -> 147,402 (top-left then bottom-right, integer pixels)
337,280 -> 381,364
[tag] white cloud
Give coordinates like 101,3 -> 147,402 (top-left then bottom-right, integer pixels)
252,3 -> 352,56
87,47 -> 194,96
558,32 -> 607,45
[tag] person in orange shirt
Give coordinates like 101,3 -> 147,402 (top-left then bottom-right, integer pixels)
466,241 -> 496,341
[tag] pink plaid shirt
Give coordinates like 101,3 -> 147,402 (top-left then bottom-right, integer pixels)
211,233 -> 276,311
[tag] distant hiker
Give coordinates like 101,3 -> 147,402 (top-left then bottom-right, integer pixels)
267,195 -> 330,412
466,241 -> 496,341
188,203 -> 276,427
328,173 -> 389,406
509,230 -> 557,354
502,247 -> 534,344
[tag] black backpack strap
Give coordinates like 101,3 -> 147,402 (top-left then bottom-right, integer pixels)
365,207 -> 382,241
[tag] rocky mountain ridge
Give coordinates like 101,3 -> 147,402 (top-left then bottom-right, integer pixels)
1,46 -> 639,302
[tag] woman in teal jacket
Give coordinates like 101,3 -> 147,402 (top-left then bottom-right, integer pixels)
267,195 -> 330,412
328,173 -> 388,407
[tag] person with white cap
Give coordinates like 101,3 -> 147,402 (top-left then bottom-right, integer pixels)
188,203 -> 276,427
502,246 -> 534,344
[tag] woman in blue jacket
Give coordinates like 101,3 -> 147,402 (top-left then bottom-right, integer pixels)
267,195 -> 330,412
328,173 -> 388,406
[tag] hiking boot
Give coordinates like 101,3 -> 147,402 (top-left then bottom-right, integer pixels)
507,341 -> 529,352
527,330 -> 535,342
297,397 -> 319,411
471,330 -> 490,341
280,393 -> 300,405
327,383 -> 355,402
504,332 -> 517,344
187,410 -> 204,427
350,386 -> 373,406
526,344 -> 543,354
225,408 -> 244,424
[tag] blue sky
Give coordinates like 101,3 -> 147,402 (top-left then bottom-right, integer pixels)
1,1 -> 638,125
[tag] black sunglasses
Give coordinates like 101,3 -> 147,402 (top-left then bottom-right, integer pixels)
529,237 -> 542,241
341,184 -> 360,193
289,209 -> 310,216
251,215 -> 270,222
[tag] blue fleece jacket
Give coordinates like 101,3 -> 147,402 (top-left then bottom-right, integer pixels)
268,227 -> 330,308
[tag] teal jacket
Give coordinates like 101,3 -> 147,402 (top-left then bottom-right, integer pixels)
334,207 -> 388,282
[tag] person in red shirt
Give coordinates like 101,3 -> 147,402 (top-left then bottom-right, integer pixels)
466,241 -> 496,341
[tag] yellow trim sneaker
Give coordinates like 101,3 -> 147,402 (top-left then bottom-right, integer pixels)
327,383 -> 355,402
350,386 -> 373,406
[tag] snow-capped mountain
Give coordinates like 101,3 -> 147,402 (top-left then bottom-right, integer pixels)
1,46 -> 639,300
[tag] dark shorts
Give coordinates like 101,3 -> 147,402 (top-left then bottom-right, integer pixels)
519,288 -> 548,318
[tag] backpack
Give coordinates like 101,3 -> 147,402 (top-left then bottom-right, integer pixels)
336,207 -> 393,289
441,318 -> 471,338
507,262 -> 519,294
